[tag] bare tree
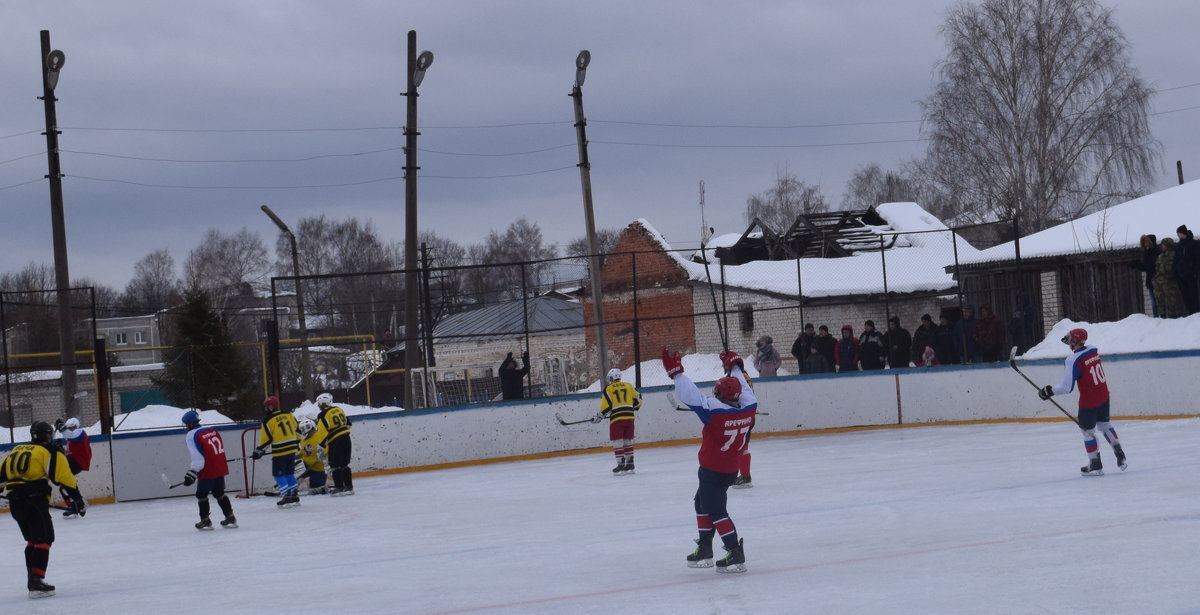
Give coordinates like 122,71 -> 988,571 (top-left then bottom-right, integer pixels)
462,218 -> 558,303
183,228 -> 270,311
745,167 -> 828,229
842,164 -> 924,210
917,0 -> 1158,232
120,249 -> 180,313
565,229 -> 620,260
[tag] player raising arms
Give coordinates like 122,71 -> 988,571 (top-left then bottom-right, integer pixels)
181,410 -> 237,530
1039,328 -> 1128,476
662,348 -> 757,573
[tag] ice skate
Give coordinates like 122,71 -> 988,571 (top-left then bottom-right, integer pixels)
715,538 -> 747,573
1080,456 -> 1103,476
623,461 -> 635,475
330,488 -> 354,497
307,486 -> 328,496
686,539 -> 714,568
220,515 -> 238,529
195,517 -> 213,531
732,475 -> 753,489
62,510 -> 78,519
1114,445 -> 1127,471
276,495 -> 300,508
27,576 -> 55,599
612,462 -> 626,475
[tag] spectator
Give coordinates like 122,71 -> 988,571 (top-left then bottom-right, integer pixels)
919,345 -> 938,367
815,325 -> 836,369
1174,225 -> 1199,315
1130,234 -> 1160,317
974,304 -> 1007,362
752,335 -> 782,377
934,314 -> 960,365
1008,291 -> 1036,354
499,351 -> 531,400
804,343 -> 830,374
911,314 -> 936,367
883,316 -> 912,369
790,323 -> 816,374
834,325 -> 860,373
858,320 -> 885,370
1155,237 -> 1186,318
953,305 -> 979,363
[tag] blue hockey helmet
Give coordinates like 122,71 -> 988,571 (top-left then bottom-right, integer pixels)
181,410 -> 201,428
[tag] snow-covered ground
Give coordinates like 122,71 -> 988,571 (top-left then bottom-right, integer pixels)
1,418 -> 1196,613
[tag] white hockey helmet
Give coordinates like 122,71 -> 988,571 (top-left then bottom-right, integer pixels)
315,392 -> 334,407
606,368 -> 622,383
64,417 -> 80,430
298,418 -> 316,436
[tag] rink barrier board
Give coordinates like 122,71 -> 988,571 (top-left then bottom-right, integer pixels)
1,349 -> 1198,505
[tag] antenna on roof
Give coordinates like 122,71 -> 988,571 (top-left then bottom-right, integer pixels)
699,180 -> 713,246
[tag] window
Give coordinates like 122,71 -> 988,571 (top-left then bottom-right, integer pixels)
114,333 -> 128,345
739,305 -> 754,332
134,331 -> 146,344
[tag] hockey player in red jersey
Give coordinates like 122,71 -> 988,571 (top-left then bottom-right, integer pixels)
54,417 -> 91,518
1038,328 -> 1127,476
662,348 -> 756,573
181,410 -> 237,530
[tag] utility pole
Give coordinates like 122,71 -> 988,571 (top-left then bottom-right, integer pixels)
571,50 -> 608,381
403,31 -> 433,410
261,204 -> 313,400
40,30 -> 78,418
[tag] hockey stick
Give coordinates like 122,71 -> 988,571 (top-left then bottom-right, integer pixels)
554,412 -> 596,426
0,493 -> 74,512
160,473 -> 187,490
1008,346 -> 1081,427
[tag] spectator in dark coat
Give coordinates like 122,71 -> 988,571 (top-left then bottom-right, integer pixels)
499,351 -> 530,400
791,323 -> 816,373
834,325 -> 860,373
1130,234 -> 1160,317
1008,291 -> 1036,354
804,343 -> 830,374
883,316 -> 912,369
934,314 -> 959,365
815,325 -> 836,369
1174,225 -> 1199,315
1155,237 -> 1186,318
858,320 -> 885,370
973,304 -> 1007,362
953,305 -> 979,363
911,314 -> 936,367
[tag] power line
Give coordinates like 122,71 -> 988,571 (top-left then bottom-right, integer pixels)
592,118 -> 923,129
0,152 -> 44,166
0,129 -> 43,141
59,125 -> 404,134
591,137 -> 928,149
69,174 -> 405,190
0,178 -> 42,191
58,146 -> 406,164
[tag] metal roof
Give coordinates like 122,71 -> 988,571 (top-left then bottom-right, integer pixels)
390,295 -> 583,351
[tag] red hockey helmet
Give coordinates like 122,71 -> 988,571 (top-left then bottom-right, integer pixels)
263,395 -> 281,411
1060,328 -> 1087,346
714,377 -> 742,405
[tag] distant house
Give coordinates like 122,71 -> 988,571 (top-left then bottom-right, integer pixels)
587,203 -> 979,377
90,313 -> 165,365
952,180 -> 1200,339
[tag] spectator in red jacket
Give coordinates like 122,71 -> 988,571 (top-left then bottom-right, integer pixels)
973,304 -> 1007,362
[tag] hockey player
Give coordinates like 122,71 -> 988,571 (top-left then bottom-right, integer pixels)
731,363 -> 755,489
54,417 -> 92,518
297,418 -> 328,495
1,421 -> 87,598
662,348 -> 756,574
593,368 -> 642,475
251,396 -> 301,507
314,392 -> 354,496
1038,328 -> 1128,476
181,410 -> 237,530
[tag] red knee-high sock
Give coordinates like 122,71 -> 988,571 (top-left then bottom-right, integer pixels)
738,451 -> 752,476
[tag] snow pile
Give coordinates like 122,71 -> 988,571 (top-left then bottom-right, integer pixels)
1021,313 -> 1200,360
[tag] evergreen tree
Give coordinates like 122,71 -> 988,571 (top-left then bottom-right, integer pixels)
154,290 -> 257,420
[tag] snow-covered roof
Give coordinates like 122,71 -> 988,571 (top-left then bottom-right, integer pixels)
960,180 -> 1200,266
639,202 -> 979,298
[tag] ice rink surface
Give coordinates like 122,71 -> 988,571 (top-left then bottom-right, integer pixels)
3,418 -> 1199,614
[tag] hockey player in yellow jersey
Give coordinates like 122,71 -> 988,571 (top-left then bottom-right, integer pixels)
297,418 -> 328,495
1,421 -> 87,598
595,368 -> 642,475
251,396 -> 300,507
314,392 -> 354,496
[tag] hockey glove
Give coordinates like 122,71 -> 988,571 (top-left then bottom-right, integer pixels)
55,418 -> 65,433
591,412 -> 604,424
719,351 -> 745,373
661,349 -> 684,378
1038,385 -> 1054,400
66,488 -> 87,518
183,470 -> 198,487
251,447 -> 265,460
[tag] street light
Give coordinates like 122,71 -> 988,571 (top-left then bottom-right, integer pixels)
261,204 -> 313,401
40,30 -> 78,418
571,50 -> 609,382
403,30 -> 433,410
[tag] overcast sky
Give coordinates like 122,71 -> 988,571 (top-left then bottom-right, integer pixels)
2,0 -> 1198,291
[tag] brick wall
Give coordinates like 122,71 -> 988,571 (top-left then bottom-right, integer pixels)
1,367 -> 161,429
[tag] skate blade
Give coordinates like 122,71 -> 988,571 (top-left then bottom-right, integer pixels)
1118,462 -> 1128,471
716,563 -> 747,574
687,559 -> 714,568
196,526 -> 215,531
330,490 -> 354,497
731,483 -> 753,489
29,589 -> 55,598
1080,470 -> 1104,476
221,523 -> 239,529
